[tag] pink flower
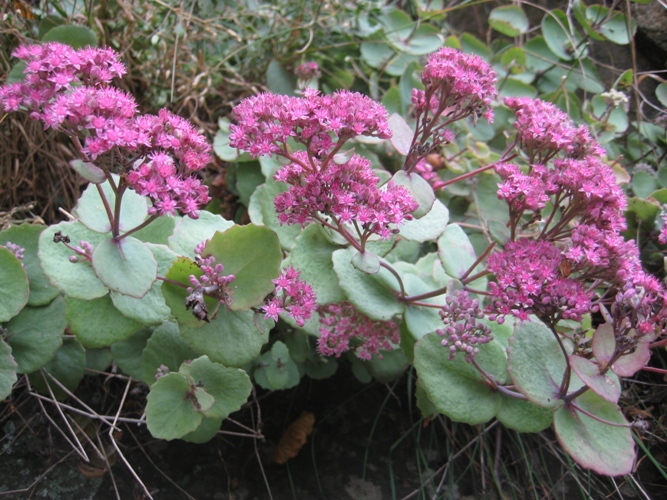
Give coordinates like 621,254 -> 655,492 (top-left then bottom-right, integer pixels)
261,267 -> 317,327
273,151 -> 417,240
317,302 -> 400,361
419,47 -> 497,123
186,254 -> 236,322
230,90 -> 391,158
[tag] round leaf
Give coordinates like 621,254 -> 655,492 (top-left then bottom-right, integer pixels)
0,246 -> 29,322
0,339 -> 18,401
437,224 -> 479,279
38,221 -> 108,300
141,322 -> 197,383
5,297 -> 66,374
111,243 -> 176,325
332,248 -> 404,321
489,5 -> 529,37
248,182 -> 302,251
186,355 -> 252,419
253,341 -> 301,390
285,224 -> 346,305
179,308 -> 271,367
569,354 -> 621,403
168,210 -> 234,258
542,10 -> 586,61
202,224 -> 282,311
391,170 -> 435,219
69,159 -> 106,184
74,177 -> 148,234
28,338 -> 86,400
507,319 -> 579,409
145,373 -> 203,440
92,236 -> 157,298
66,295 -> 143,348
352,251 -> 381,274
0,224 -> 59,306
554,391 -> 634,476
40,25 -> 98,48
496,395 -> 554,432
110,328 -> 153,380
414,332 -> 504,424
395,199 -> 450,243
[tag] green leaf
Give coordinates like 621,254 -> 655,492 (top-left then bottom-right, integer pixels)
213,118 -> 239,162
235,162 -> 265,207
0,339 -> 18,401
656,83 -> 667,108
38,15 -> 66,40
391,170 -> 435,218
141,322 -> 197,383
168,210 -> 234,258
85,348 -> 113,373
145,373 -> 203,440
437,224 -> 480,279
92,237 -> 157,298
387,113 -> 414,155
69,159 -> 106,184
332,248 -> 404,321
542,10 -> 586,61
284,224 -> 346,305
554,391 -> 634,475
569,354 -> 621,403
110,328 -> 153,380
202,224 -> 282,311
632,171 -> 658,199
38,221 -> 109,300
180,416 -> 223,444
28,338 -> 86,400
131,214 -> 177,245
162,256 -> 218,328
414,332 -> 506,424
399,199 -> 449,242
74,176 -> 148,234
179,308 -> 271,368
489,5 -> 529,37
586,5 -> 636,45
0,246 -> 29,322
185,355 -> 252,419
0,224 -> 59,306
352,251 -> 381,274
41,25 -> 98,48
253,341 -> 301,390
496,395 -> 554,432
507,319 -> 577,409
111,243 -> 176,325
266,59 -> 296,96
5,297 -> 66,374
66,295 -> 143,348
366,348 -> 408,383
248,181 -> 303,251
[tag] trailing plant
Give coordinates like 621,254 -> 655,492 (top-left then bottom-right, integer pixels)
1,1 -> 667,486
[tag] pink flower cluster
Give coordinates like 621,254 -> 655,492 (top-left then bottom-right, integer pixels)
273,151 -> 418,239
414,47 -> 497,124
186,247 -> 236,322
487,240 -> 593,324
230,88 -> 391,158
0,43 -> 212,219
437,290 -> 493,362
295,62 -> 321,81
262,267 -> 317,327
317,302 -> 400,361
126,110 -> 212,217
488,96 -> 667,337
659,213 -> 667,245
504,97 -> 604,162
0,43 -> 125,115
